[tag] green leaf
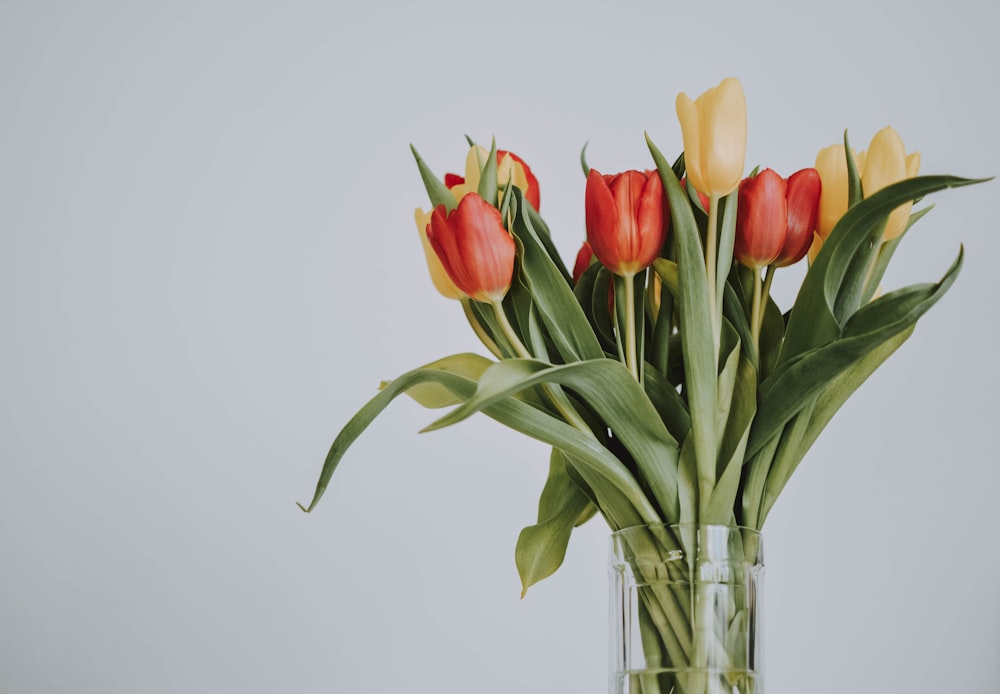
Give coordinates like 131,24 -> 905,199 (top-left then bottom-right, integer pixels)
642,366 -> 691,442
844,131 -> 863,208
426,357 -> 682,522
651,258 -> 680,298
780,175 -> 984,365
860,205 -> 933,305
580,141 -> 590,177
394,353 -> 494,408
760,326 -> 913,525
515,449 -> 593,596
509,190 -> 604,362
477,137 -> 498,204
747,247 -> 963,460
703,355 -> 756,525
716,191 -> 738,318
410,144 -> 455,211
648,133 -> 717,498
300,358 -> 661,525
526,205 -> 573,283
574,262 -> 617,352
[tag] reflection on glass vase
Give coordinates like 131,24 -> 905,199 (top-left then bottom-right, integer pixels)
609,525 -> 764,694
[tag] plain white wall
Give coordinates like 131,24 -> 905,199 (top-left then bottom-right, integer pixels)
1,1 -> 997,692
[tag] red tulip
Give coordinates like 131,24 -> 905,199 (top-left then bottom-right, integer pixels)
585,168 -> 666,277
735,168 -> 821,269
775,168 -> 821,267
426,193 -> 516,303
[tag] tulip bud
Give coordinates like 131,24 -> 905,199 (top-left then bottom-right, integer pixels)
415,207 -> 465,299
861,126 -> 920,240
426,193 -> 516,303
675,77 -> 747,198
585,168 -> 667,277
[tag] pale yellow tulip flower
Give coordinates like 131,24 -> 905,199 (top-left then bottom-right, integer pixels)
861,126 -> 920,240
676,77 -> 747,198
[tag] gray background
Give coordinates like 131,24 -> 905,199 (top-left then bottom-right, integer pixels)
2,1 -> 998,692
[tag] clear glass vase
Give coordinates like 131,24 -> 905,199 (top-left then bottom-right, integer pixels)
609,524 -> 764,694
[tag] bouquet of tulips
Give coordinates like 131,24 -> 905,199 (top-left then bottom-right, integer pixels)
301,77 -> 984,692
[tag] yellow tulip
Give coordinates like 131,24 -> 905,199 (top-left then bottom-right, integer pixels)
414,207 -> 465,299
814,144 -> 865,241
675,77 -> 747,198
811,127 -> 919,255
861,126 -> 920,240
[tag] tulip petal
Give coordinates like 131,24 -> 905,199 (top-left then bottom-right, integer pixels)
585,168 -> 625,274
635,171 -> 666,268
735,168 -> 786,268
701,78 -> 747,197
775,168 -> 822,267
449,194 -> 516,302
676,92 -> 704,195
416,207 -> 465,299
815,144 -> 850,240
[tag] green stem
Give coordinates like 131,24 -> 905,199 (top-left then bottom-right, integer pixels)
706,195 -> 721,360
623,271 -> 639,382
490,300 -> 594,436
750,267 -> 762,358
461,299 -> 503,359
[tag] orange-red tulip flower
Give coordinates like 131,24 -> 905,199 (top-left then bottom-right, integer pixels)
736,168 -> 821,270
585,168 -> 666,277
774,168 -> 821,267
415,207 -> 465,299
426,193 -> 516,303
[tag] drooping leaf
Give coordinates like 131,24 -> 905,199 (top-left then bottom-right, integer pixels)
426,357 -> 682,522
393,353 -> 494,409
300,358 -> 661,524
515,449 -> 593,596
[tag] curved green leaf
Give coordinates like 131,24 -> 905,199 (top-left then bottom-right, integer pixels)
300,357 -> 661,524
426,357 -> 682,522
510,189 -> 604,362
515,449 -> 592,596
780,175 -> 984,364
648,134 -> 717,499
747,247 -> 963,459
